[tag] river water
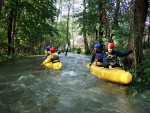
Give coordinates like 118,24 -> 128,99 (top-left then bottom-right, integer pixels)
0,53 -> 150,113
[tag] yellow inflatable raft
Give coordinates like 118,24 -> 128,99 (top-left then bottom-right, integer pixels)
42,52 -> 62,70
43,62 -> 62,70
87,64 -> 132,84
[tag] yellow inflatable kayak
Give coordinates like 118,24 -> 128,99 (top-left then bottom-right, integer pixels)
43,62 -> 62,70
42,53 -> 62,70
87,64 -> 132,84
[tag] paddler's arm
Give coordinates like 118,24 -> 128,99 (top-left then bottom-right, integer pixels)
41,55 -> 52,66
116,50 -> 133,57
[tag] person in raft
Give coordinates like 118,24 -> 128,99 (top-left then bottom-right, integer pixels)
89,43 -> 104,67
45,45 -> 51,58
103,43 -> 133,69
41,47 -> 61,67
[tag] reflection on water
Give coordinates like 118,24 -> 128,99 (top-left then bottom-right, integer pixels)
0,53 -> 150,113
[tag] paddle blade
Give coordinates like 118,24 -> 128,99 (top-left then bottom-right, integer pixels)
36,67 -> 41,71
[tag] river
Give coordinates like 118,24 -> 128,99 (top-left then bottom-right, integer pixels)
0,53 -> 150,113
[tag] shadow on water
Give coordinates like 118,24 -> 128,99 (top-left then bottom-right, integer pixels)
0,53 -> 150,113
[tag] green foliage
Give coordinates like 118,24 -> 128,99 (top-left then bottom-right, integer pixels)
0,53 -> 23,63
143,49 -> 150,60
75,0 -> 99,35
0,0 -> 58,55
54,21 -> 70,48
136,60 -> 150,84
18,0 -> 57,41
126,60 -> 150,102
110,28 -> 129,51
125,49 -> 150,102
75,0 -> 132,53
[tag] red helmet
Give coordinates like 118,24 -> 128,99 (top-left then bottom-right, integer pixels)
50,48 -> 55,53
107,43 -> 114,49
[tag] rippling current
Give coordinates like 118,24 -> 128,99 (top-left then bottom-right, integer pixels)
0,53 -> 150,113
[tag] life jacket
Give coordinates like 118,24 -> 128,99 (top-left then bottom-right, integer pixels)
93,52 -> 103,66
50,52 -> 60,63
106,51 -> 118,66
94,52 -> 103,62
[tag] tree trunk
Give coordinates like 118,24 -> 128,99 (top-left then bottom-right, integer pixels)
148,25 -> 150,48
133,0 -> 148,65
0,0 -> 3,14
7,9 -> 13,55
12,8 -> 18,54
113,0 -> 120,27
65,0 -> 71,56
56,0 -> 62,24
72,0 -> 75,51
98,1 -> 104,38
124,0 -> 148,69
83,32 -> 90,54
83,0 -> 90,55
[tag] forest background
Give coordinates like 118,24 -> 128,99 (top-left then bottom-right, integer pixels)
0,0 -> 150,101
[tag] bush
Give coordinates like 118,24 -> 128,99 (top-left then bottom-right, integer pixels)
143,49 -> 150,60
126,59 -> 150,102
136,60 -> 150,85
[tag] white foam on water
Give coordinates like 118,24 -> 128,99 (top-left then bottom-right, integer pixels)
61,71 -> 77,77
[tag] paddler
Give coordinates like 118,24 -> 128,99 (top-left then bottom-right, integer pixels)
103,43 -> 133,69
45,45 -> 51,58
90,43 -> 105,67
41,47 -> 61,68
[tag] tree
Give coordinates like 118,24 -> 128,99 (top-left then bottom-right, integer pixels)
1,0 -> 57,55
7,1 -> 14,55
0,0 -> 3,14
113,0 -> 120,27
82,0 -> 90,55
65,0 -> 71,56
125,0 -> 148,69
